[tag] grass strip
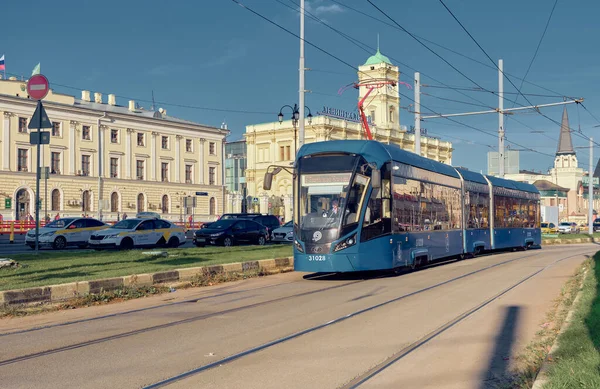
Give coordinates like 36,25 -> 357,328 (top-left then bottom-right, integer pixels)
505,255 -> 593,388
0,245 -> 292,291
542,251 -> 600,388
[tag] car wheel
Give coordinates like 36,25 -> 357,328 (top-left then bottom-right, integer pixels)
257,236 -> 266,246
156,237 -> 166,247
120,238 -> 134,250
28,244 -> 35,249
168,237 -> 179,248
223,237 -> 234,247
53,236 -> 67,250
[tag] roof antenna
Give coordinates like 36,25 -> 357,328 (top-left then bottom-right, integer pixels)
151,90 -> 156,111
377,33 -> 380,52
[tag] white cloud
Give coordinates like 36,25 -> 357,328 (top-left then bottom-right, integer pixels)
305,1 -> 344,16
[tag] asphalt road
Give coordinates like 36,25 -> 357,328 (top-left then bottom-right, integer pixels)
0,244 -> 595,389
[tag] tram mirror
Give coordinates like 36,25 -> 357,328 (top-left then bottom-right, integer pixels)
263,172 -> 273,190
371,169 -> 381,189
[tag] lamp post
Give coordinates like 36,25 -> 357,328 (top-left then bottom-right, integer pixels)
278,104 -> 312,155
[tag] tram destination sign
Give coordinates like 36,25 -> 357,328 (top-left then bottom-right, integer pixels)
317,106 -> 372,124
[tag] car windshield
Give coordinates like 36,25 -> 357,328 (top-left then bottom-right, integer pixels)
283,221 -> 293,228
45,218 -> 77,228
559,222 -> 571,226
208,220 -> 236,229
110,220 -> 141,229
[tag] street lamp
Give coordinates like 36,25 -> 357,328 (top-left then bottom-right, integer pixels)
278,104 -> 312,154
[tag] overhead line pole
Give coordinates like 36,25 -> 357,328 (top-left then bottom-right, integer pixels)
414,72 -> 421,156
498,59 -> 505,178
589,137 -> 594,235
298,0 -> 306,151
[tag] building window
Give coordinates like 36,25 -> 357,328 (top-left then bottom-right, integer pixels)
137,133 -> 144,146
51,189 -> 61,211
82,190 -> 91,212
18,117 -> 27,133
279,146 -> 285,161
389,107 -> 395,123
17,148 -> 28,172
186,139 -> 192,152
52,122 -> 61,137
209,167 -> 216,185
137,193 -> 145,212
162,136 -> 169,149
110,157 -> 118,178
111,129 -> 119,143
81,155 -> 90,176
209,142 -> 216,155
370,111 -> 376,123
185,164 -> 192,183
110,192 -> 119,212
51,152 -> 60,174
286,145 -> 291,160
136,160 -> 144,180
82,125 -> 91,140
161,162 -> 169,182
161,195 -> 169,214
209,197 -> 216,215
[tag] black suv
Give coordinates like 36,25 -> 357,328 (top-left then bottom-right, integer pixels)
593,218 -> 600,232
201,213 -> 281,241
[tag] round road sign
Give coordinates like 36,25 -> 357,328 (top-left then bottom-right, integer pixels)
27,74 -> 49,100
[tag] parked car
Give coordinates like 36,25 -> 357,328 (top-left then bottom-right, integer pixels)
210,213 -> 281,241
26,217 -> 107,250
593,218 -> 600,232
541,222 -> 558,234
88,218 -> 185,250
193,219 -> 267,247
558,222 -> 579,234
271,221 -> 293,243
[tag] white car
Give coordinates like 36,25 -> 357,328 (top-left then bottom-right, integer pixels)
558,222 -> 578,234
271,221 -> 293,243
88,218 -> 185,250
25,217 -> 107,250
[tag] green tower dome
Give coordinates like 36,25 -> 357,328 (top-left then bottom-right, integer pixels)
363,48 -> 392,66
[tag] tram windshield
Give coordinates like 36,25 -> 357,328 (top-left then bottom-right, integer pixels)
296,154 -> 369,236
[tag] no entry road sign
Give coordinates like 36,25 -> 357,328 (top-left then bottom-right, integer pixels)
27,74 -> 49,100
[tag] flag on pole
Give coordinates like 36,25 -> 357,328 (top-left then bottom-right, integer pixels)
0,55 -> 5,71
31,63 -> 40,76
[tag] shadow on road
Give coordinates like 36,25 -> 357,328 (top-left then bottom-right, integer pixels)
479,305 -> 521,389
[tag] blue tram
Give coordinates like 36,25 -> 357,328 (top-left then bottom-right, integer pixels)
288,140 -> 540,273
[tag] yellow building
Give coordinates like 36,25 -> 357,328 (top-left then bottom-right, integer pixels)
0,78 -> 228,222
243,49 -> 453,221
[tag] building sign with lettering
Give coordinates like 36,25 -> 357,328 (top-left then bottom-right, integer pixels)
317,106 -> 372,124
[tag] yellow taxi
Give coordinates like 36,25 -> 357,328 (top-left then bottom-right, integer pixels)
88,217 -> 185,250
541,222 -> 558,234
25,217 -> 107,250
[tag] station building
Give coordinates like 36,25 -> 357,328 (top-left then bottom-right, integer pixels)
0,78 -> 228,222
242,48 -> 454,221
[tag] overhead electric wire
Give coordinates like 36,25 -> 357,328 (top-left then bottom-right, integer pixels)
234,0 -> 556,158
280,0 -> 498,111
436,0 -> 600,150
422,85 -> 564,98
329,0 -> 575,100
509,0 -> 559,107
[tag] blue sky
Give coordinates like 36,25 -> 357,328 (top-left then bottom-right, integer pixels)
3,0 -> 600,172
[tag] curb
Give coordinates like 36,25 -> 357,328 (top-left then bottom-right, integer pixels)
542,237 -> 598,245
0,256 -> 294,307
530,269 -> 589,389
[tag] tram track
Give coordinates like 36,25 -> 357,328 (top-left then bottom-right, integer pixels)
139,249 -> 567,389
0,271 -> 338,337
337,250 -> 585,388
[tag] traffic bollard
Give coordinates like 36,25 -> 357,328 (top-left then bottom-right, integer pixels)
9,221 -> 14,244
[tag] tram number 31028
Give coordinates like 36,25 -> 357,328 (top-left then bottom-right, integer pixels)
308,255 -> 327,261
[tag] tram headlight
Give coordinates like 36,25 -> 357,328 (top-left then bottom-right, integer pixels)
294,239 -> 304,253
334,233 -> 357,252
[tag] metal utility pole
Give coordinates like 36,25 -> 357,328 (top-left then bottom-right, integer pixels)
298,0 -> 306,150
414,72 -> 421,156
589,137 -> 594,235
97,113 -> 112,220
498,59 -> 505,178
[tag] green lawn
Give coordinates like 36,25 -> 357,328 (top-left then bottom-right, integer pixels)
544,233 -> 600,240
0,245 -> 292,291
543,251 -> 600,388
